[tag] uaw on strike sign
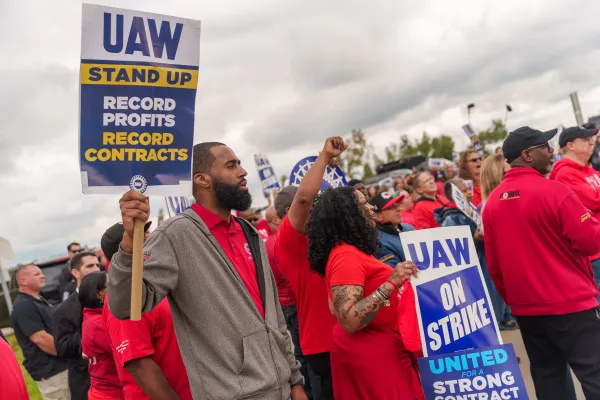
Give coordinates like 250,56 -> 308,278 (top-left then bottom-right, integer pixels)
400,227 -> 528,400
79,4 -> 200,195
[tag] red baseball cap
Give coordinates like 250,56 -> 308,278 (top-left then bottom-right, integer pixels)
368,192 -> 405,213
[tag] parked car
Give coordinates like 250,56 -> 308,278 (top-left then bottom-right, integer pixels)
0,255 -> 70,328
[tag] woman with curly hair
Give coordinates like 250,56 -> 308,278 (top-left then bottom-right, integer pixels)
306,186 -> 423,400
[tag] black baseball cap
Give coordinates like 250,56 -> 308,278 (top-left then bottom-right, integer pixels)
502,126 -> 558,163
368,192 -> 405,213
100,221 -> 152,261
274,186 -> 298,219
558,126 -> 598,148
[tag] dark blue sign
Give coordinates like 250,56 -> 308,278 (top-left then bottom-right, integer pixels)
416,266 -> 500,357
79,84 -> 197,194
289,156 -> 348,190
418,344 -> 528,400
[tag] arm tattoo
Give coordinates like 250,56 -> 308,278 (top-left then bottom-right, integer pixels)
331,284 -> 388,331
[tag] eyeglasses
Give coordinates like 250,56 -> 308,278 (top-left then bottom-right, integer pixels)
70,249 -> 82,254
525,143 -> 550,152
249,217 -> 259,222
468,157 -> 482,163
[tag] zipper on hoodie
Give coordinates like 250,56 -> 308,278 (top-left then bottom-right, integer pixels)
265,323 -> 283,391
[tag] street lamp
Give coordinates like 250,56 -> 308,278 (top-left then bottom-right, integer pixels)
467,103 -> 475,124
504,104 -> 512,127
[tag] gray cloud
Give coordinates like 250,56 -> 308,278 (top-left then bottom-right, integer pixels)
3,0 -> 600,263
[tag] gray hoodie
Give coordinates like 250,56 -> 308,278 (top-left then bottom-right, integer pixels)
107,209 -> 302,400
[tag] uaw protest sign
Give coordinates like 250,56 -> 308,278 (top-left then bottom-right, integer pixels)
400,226 -> 502,357
79,4 -> 200,195
418,344 -> 528,400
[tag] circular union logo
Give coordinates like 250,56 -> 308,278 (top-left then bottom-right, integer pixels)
130,175 -> 148,193
381,192 -> 391,199
502,192 -> 509,199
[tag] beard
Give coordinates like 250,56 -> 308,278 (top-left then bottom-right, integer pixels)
213,176 -> 253,211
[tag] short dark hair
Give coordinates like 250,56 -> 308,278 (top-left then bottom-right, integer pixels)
192,142 -> 226,175
67,242 -> 80,252
348,179 -> 363,187
79,272 -> 106,309
70,251 -> 97,271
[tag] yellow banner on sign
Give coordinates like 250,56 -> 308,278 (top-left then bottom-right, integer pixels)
80,63 -> 198,89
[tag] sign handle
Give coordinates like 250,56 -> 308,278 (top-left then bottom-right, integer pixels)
130,218 -> 145,321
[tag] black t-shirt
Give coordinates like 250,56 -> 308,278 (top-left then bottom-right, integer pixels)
10,292 -> 67,380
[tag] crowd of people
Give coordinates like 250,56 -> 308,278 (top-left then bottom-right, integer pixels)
3,126 -> 600,400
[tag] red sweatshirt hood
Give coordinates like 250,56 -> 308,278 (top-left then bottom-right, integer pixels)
548,157 -> 588,180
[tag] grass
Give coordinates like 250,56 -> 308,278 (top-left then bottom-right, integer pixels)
7,333 -> 42,400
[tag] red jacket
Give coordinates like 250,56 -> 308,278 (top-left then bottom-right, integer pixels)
482,168 -> 600,316
549,158 -> 600,260
82,308 -> 124,399
412,195 -> 449,229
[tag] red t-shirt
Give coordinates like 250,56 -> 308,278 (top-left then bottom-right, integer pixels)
192,203 -> 265,318
326,244 -> 400,329
103,298 -> 192,400
275,216 -> 336,355
0,336 -> 28,400
266,235 -> 296,307
82,308 -> 123,398
255,220 -> 272,241
325,244 -> 421,351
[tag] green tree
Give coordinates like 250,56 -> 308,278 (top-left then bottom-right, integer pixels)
384,142 -> 400,162
362,162 -> 375,180
431,135 -> 456,160
339,129 -> 368,178
398,135 -> 416,157
478,119 -> 508,146
415,132 -> 432,156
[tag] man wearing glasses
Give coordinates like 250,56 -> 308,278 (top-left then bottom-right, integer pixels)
549,126 -> 600,299
483,126 -> 600,399
59,242 -> 82,301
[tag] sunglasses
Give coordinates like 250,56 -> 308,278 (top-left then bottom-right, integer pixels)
525,143 -> 550,152
468,157 -> 483,163
70,249 -> 82,254
249,217 -> 259,222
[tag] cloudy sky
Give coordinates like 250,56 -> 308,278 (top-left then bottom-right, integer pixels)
2,0 -> 600,264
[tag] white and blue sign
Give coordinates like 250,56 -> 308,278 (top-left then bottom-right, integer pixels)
289,156 -> 348,190
165,196 -> 195,216
400,226 -> 502,357
79,4 -> 200,195
451,184 -> 482,229
418,344 -> 528,400
254,154 -> 281,195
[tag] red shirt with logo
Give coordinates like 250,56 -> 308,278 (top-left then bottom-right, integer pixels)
191,204 -> 265,318
483,168 -> 600,316
82,307 -> 123,399
549,158 -> 600,260
275,216 -> 336,355
0,335 -> 28,400
103,298 -> 192,400
266,235 -> 296,307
